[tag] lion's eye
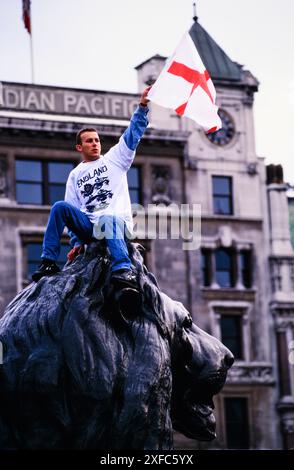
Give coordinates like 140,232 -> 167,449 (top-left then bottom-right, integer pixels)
183,316 -> 192,329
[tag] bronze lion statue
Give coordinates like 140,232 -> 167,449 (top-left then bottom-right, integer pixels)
0,241 -> 233,449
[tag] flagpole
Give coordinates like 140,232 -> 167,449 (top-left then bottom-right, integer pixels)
193,2 -> 198,22
29,3 -> 35,83
30,33 -> 35,83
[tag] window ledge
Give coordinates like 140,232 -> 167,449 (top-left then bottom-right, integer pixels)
277,397 -> 294,409
201,287 -> 256,301
201,286 -> 256,291
0,202 -> 51,212
201,214 -> 263,223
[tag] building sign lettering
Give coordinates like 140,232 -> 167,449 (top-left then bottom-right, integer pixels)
0,83 -> 138,119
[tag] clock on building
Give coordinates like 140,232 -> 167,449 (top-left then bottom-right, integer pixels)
206,109 -> 235,146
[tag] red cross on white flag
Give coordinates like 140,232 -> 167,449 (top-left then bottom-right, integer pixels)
147,29 -> 222,133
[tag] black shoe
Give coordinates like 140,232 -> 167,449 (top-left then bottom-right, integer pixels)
32,259 -> 60,282
110,268 -> 138,289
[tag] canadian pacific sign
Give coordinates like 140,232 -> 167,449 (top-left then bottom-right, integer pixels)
0,82 -> 138,119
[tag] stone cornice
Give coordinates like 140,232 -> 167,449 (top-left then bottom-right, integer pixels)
226,363 -> 274,385
0,115 -> 189,143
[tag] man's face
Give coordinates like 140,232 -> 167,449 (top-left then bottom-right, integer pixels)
76,131 -> 101,161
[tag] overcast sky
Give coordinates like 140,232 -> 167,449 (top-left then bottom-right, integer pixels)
1,0 -> 294,182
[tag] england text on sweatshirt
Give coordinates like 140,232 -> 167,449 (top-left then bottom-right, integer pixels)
64,105 -> 149,246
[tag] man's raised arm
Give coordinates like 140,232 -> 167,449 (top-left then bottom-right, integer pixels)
122,86 -> 151,151
105,86 -> 151,171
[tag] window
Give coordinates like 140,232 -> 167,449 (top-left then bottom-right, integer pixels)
127,166 -> 142,204
215,248 -> 234,288
16,159 -> 74,205
220,314 -> 243,359
47,162 -> 74,205
26,242 -> 69,282
201,247 -> 252,289
212,176 -> 233,215
224,397 -> 250,449
16,160 -> 42,204
240,250 -> 252,288
201,250 -> 211,287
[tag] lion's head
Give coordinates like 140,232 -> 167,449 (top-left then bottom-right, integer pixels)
159,295 -> 233,441
132,244 -> 234,443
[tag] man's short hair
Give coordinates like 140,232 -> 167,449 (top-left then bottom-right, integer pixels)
76,128 -> 99,145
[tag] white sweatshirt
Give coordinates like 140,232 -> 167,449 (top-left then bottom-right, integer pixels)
65,135 -> 137,235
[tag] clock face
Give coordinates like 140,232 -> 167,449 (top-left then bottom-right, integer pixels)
206,109 -> 235,146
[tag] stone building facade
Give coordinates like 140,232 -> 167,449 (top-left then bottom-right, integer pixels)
0,17 -> 293,449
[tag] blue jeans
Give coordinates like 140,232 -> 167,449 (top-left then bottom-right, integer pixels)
42,201 -> 132,272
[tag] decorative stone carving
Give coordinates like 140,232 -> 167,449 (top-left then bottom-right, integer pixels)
151,166 -> 171,205
270,257 -> 294,293
247,162 -> 258,176
282,419 -> 294,434
184,158 -> 198,171
272,306 -> 294,317
275,320 -> 294,330
242,84 -> 255,107
227,363 -> 274,384
270,258 -> 282,292
218,226 -> 233,248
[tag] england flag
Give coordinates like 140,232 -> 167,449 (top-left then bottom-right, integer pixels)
147,27 -> 222,133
